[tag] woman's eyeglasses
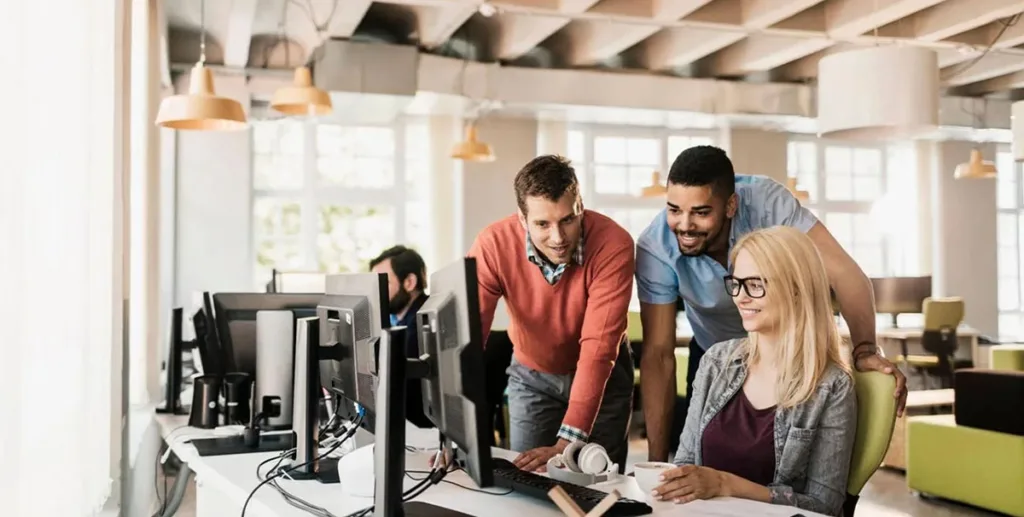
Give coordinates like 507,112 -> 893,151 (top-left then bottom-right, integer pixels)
724,275 -> 766,299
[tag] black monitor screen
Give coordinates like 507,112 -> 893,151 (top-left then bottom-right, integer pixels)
211,293 -> 323,377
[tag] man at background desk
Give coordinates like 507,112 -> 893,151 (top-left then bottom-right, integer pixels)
635,145 -> 908,462
468,155 -> 636,472
370,245 -> 433,428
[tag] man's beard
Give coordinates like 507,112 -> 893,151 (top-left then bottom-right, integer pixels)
675,230 -> 710,256
389,286 -> 412,315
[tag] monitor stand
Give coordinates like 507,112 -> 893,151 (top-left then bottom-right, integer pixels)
890,313 -> 900,329
374,326 -> 474,517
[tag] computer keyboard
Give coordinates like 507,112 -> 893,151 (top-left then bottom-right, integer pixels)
491,458 -> 652,516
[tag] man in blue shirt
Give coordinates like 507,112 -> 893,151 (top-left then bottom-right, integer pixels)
636,145 -> 907,461
370,245 -> 433,428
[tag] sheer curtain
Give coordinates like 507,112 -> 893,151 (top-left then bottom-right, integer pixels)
0,1 -> 129,515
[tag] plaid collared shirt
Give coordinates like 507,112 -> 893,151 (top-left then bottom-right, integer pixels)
525,226 -> 585,285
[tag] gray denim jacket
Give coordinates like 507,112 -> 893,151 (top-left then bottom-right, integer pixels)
673,338 -> 858,517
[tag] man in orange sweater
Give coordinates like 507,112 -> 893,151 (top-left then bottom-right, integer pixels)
468,155 -> 636,472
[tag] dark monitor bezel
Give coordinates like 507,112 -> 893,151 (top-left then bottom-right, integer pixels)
210,293 -> 324,377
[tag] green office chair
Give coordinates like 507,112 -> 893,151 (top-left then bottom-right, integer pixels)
904,297 -> 965,388
844,371 -> 898,517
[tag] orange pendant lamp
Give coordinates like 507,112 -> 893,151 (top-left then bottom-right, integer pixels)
451,122 -> 495,162
641,171 -> 667,197
271,66 -> 332,116
155,0 -> 247,130
954,148 -> 997,179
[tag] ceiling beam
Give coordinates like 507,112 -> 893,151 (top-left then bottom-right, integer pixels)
820,0 -> 945,39
562,0 -> 715,65
740,0 -> 826,29
952,69 -> 1024,95
493,0 -> 602,60
709,34 -> 832,75
943,51 -> 1024,86
642,28 -> 746,70
325,0 -> 373,39
222,0 -> 260,68
412,3 -> 480,48
876,0 -> 1024,42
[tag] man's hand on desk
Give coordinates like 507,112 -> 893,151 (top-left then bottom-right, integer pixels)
513,439 -> 570,473
854,347 -> 908,417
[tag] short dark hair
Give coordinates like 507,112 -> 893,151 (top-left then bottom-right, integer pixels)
667,145 -> 735,198
513,155 -> 580,213
369,245 -> 427,291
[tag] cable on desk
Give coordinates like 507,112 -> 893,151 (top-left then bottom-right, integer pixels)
241,409 -> 365,517
339,435 -> 453,517
406,469 -> 513,496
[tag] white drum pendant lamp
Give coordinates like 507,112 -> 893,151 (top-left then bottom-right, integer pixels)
1012,101 -> 1024,162
817,46 -> 939,140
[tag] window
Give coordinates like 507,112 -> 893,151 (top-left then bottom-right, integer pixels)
569,125 -> 716,311
788,139 -> 918,278
996,149 -> 1024,339
251,118 -> 430,288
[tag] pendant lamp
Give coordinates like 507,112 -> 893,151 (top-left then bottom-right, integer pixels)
954,149 -> 997,179
817,46 -> 938,140
451,123 -> 495,162
785,177 -> 809,202
271,67 -> 332,116
641,171 -> 667,197
155,0 -> 247,130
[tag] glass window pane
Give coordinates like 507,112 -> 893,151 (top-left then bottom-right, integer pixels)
825,213 -> 853,251
667,136 -> 691,164
852,176 -> 882,202
853,245 -> 885,277
825,147 -> 851,174
826,172 -> 852,201
253,198 -> 302,237
1000,313 -> 1022,340
998,212 -> 1018,247
998,151 -> 1017,209
627,138 -> 659,165
999,277 -> 1020,311
568,130 -> 585,163
316,125 -> 353,157
690,137 -> 713,147
629,166 -> 654,195
354,127 -> 395,157
594,137 -> 626,164
317,205 -> 396,273
254,238 -> 304,286
594,165 -> 627,194
628,209 -> 660,237
853,148 -> 881,177
405,200 -> 432,273
999,247 -> 1019,278
254,153 -> 303,190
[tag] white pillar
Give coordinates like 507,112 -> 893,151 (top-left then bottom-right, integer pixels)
538,119 -> 569,157
717,126 -> 789,183
173,70 -> 253,307
428,115 -> 460,267
931,140 -> 998,337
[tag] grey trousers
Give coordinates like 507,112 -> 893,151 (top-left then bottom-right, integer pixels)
505,341 -> 635,473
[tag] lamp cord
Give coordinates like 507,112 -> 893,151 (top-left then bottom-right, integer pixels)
199,0 -> 206,65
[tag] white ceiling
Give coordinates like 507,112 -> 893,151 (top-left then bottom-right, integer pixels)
165,0 -> 1024,98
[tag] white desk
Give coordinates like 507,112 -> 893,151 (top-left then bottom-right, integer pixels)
156,415 -> 827,517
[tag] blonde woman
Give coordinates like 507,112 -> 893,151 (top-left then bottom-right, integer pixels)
651,226 -> 857,517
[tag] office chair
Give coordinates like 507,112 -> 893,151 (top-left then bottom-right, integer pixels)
908,297 -> 965,389
844,371 -> 898,517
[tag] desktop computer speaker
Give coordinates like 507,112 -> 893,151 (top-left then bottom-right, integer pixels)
256,310 -> 295,430
188,375 -> 221,429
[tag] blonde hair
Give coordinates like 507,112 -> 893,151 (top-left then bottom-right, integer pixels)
729,226 -> 851,408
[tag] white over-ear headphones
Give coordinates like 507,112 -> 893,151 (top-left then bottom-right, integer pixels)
546,441 -> 619,486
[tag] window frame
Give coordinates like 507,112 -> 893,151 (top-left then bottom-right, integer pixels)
787,135 -> 908,278
996,144 -> 1024,339
250,116 -> 415,286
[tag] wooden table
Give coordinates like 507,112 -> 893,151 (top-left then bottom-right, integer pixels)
882,389 -> 955,470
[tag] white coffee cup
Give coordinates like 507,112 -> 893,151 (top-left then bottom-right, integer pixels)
632,461 -> 676,494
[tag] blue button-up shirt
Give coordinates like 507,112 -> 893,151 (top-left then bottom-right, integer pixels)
634,175 -> 819,350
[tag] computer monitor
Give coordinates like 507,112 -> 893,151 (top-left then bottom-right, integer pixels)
365,257 -> 493,517
414,257 -> 493,488
871,276 -> 932,327
316,273 -> 389,425
211,293 -> 324,377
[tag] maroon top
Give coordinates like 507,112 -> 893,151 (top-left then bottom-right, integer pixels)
701,390 -> 777,486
